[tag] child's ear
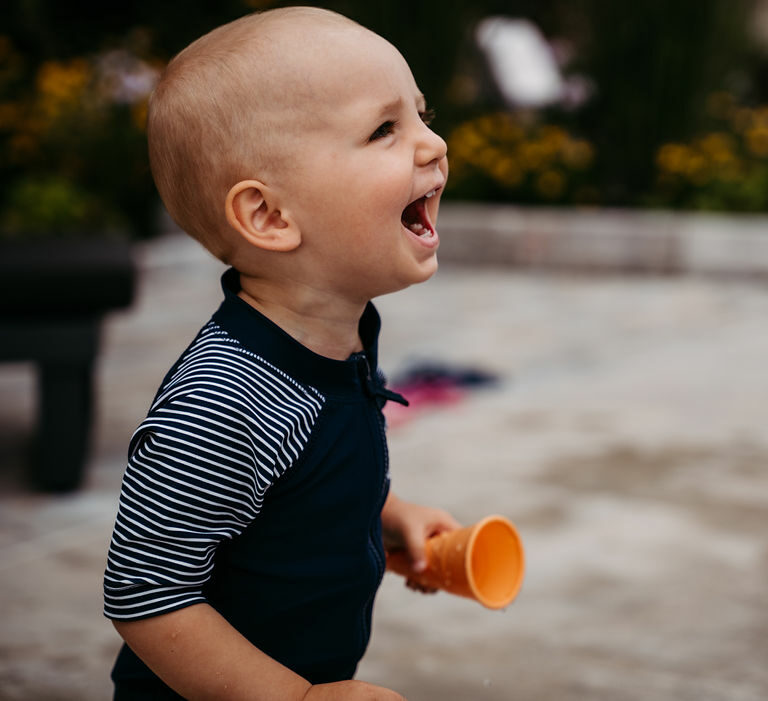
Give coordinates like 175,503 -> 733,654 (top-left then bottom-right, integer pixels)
224,180 -> 301,252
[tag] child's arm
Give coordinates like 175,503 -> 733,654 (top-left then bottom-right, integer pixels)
114,604 -> 405,701
380,492 -> 461,572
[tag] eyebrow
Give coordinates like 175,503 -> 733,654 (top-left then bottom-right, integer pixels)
374,94 -> 426,118
375,97 -> 403,119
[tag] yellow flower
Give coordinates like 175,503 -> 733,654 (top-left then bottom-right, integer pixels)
450,123 -> 485,152
37,59 -> 90,101
535,136 -> 560,160
656,143 -> 690,175
697,132 -> 735,163
755,106 -> 768,126
36,59 -> 93,122
745,125 -> 768,158
731,106 -> 754,133
476,145 -> 501,172
131,99 -> 149,131
491,157 -> 523,187
562,139 -> 594,170
447,113 -> 593,192
517,141 -> 548,171
538,125 -> 567,151
498,118 -> 524,143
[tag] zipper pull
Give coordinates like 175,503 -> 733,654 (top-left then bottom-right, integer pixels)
374,386 -> 409,407
356,355 -> 409,407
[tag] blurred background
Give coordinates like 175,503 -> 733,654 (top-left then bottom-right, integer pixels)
1,1 -> 767,699
6,0 -> 768,232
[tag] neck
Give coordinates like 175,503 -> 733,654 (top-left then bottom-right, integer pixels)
237,274 -> 367,361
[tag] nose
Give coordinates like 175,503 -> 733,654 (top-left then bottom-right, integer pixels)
415,122 -> 448,168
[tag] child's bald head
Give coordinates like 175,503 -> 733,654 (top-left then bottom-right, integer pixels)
147,7 -> 367,261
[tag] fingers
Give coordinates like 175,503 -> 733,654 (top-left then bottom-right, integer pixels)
405,577 -> 438,594
429,510 -> 462,536
404,508 -> 462,571
402,531 -> 428,573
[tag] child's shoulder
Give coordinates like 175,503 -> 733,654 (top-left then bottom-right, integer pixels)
156,319 -> 323,413
129,318 -> 327,485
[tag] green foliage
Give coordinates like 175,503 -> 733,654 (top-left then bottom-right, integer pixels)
0,38 -> 155,237
1,176 -> 123,236
0,0 -> 261,239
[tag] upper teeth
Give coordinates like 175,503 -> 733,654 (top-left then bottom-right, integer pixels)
425,189 -> 437,198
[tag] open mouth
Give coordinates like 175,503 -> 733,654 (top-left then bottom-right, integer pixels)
401,188 -> 439,238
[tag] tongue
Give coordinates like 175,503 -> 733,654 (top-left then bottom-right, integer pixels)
402,198 -> 432,236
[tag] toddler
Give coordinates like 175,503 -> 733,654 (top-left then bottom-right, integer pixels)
104,6 -> 458,700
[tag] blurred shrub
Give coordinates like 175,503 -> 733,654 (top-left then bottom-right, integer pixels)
652,92 -> 768,211
0,176 -> 121,237
441,0 -> 762,212
446,112 -> 598,204
0,0 -> 261,240
0,35 -> 161,239
446,95 -> 768,212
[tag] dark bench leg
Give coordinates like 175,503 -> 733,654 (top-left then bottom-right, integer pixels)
32,360 -> 95,492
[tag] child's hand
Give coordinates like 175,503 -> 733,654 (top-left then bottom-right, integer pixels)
304,679 -> 406,700
380,493 -> 461,578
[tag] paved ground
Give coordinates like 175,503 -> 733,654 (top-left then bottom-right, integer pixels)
1,230 -> 767,700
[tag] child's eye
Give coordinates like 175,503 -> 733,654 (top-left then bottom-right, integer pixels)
420,108 -> 436,126
369,120 -> 397,141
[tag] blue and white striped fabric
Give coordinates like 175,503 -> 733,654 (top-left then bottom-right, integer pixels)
103,321 -> 325,620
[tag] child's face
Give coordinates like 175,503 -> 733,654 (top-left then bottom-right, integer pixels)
271,28 -> 449,301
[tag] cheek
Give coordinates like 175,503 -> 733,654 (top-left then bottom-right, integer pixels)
349,152 -> 413,206
333,182 -> 404,234
301,153 -> 411,236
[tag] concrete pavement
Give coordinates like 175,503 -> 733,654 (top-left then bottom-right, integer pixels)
1,222 -> 767,700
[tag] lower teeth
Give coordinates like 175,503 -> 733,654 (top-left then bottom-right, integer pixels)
402,219 -> 433,237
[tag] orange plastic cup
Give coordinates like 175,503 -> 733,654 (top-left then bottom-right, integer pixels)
386,515 -> 525,610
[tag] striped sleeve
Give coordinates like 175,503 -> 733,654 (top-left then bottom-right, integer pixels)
103,323 -> 324,620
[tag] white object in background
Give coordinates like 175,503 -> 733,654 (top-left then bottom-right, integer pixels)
476,17 -> 564,108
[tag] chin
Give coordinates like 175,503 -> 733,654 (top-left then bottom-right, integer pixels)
419,256 -> 439,282
368,253 -> 439,298
400,255 -> 439,291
